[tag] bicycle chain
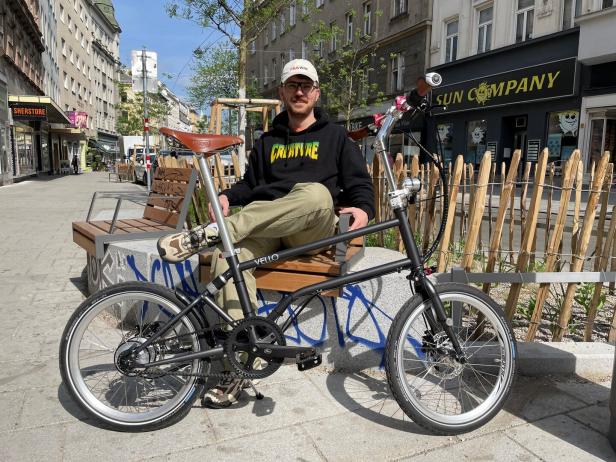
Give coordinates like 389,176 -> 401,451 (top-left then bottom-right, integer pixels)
135,321 -> 247,381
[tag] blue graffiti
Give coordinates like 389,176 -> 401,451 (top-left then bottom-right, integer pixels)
126,255 -> 200,297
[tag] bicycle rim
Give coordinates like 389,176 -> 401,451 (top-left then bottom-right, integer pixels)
395,291 -> 514,428
64,291 -> 202,426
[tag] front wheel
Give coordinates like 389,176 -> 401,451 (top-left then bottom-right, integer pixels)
385,283 -> 516,435
60,282 -> 208,431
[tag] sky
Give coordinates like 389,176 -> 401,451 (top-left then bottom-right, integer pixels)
114,0 -> 226,103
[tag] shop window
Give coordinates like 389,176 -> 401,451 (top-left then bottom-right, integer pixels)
445,20 -> 458,63
330,22 -> 337,52
546,110 -> 579,162
466,120 -> 487,164
477,7 -> 493,54
437,123 -> 454,164
603,0 -> 614,8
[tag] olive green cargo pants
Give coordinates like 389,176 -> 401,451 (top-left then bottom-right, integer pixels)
210,182 -> 337,321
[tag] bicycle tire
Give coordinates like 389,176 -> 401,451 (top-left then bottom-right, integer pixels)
59,282 -> 208,432
385,283 -> 517,435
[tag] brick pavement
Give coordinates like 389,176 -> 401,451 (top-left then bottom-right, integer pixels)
0,172 -> 614,462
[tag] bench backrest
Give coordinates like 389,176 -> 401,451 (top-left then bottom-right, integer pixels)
144,167 -> 197,228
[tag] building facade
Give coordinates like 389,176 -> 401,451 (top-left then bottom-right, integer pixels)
1,0 -> 71,185
160,83 -> 192,133
428,0 -> 615,169
89,0 -> 121,155
246,0 -> 432,156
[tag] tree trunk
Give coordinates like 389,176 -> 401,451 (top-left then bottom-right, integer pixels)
237,16 -> 248,176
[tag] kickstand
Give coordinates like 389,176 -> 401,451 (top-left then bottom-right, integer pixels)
246,380 -> 264,400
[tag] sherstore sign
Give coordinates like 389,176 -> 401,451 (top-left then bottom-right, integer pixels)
10,104 -> 48,121
433,58 -> 576,113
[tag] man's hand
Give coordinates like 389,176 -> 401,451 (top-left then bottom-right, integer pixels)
208,194 -> 230,222
338,207 -> 369,231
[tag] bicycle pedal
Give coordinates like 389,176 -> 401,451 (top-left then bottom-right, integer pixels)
296,352 -> 322,371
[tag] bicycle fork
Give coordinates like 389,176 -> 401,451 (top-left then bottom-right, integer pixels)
394,207 -> 467,362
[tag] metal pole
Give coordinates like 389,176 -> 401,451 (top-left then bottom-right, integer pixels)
142,48 -> 151,193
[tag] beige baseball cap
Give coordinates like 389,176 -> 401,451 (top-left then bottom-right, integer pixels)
281,59 -> 319,84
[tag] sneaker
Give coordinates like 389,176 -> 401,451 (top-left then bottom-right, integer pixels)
201,377 -> 246,409
157,222 -> 220,263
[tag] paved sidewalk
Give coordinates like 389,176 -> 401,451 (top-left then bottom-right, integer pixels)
0,172 -> 614,462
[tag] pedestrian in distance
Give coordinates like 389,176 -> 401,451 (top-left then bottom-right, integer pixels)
71,155 -> 79,175
157,58 -> 375,408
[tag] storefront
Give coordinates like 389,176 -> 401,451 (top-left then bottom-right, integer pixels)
8,95 -> 71,180
0,79 -> 10,186
427,29 -> 581,168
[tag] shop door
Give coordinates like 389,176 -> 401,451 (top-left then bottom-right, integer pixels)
589,117 -> 616,168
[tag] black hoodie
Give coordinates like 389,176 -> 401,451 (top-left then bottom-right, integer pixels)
222,108 -> 375,220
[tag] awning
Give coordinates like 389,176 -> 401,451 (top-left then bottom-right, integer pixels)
88,138 -> 119,154
8,95 -> 72,125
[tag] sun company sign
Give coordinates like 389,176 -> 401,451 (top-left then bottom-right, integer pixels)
432,58 -> 577,113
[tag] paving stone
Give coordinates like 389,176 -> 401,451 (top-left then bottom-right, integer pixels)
508,415 -> 616,462
204,376 -> 343,442
552,377 -> 611,405
0,390 -> 26,432
17,385 -> 88,429
0,424 -> 65,462
300,400 -> 451,461
402,432 -> 540,461
164,425 -> 326,462
0,360 -> 62,392
568,402 -> 610,436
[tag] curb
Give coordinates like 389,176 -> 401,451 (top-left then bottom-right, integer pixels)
516,341 -> 614,378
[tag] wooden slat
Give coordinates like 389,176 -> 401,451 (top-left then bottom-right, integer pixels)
462,152 -> 491,271
151,179 -> 189,196
525,151 -> 580,341
553,153 -> 610,340
505,149 -> 549,321
154,167 -> 193,182
72,229 -> 96,255
143,205 -> 180,226
147,195 -> 184,212
437,155 -> 463,272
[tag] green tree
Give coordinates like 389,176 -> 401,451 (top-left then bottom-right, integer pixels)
188,44 -> 239,110
306,12 -> 385,129
166,0 -> 296,172
116,83 -> 170,135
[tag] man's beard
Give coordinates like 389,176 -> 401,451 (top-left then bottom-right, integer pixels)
286,98 -> 315,117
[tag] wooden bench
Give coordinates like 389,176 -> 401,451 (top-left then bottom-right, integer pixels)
198,208 -> 366,297
156,127 -> 367,298
72,166 -> 198,260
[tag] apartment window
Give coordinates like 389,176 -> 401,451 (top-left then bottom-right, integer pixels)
390,53 -> 404,92
445,20 -> 458,63
271,21 -> 277,41
393,0 -> 407,17
60,5 -> 64,22
81,32 -> 85,48
346,13 -> 353,44
302,40 -> 308,59
302,0 -> 308,15
61,39 -> 66,57
69,48 -> 74,63
317,40 -> 323,58
71,78 -> 75,94
363,2 -> 372,36
272,58 -> 277,82
289,48 -> 295,60
477,7 -> 493,53
250,40 -> 256,54
76,56 -> 80,70
290,1 -> 296,26
68,15 -> 72,31
330,22 -> 337,52
63,72 -> 68,89
73,0 -> 77,12
563,0 -> 582,29
516,0 -> 534,43
264,29 -> 269,46
280,13 -> 286,34
316,0 -> 324,8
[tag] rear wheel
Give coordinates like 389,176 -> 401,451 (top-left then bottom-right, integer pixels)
60,282 -> 207,431
385,283 -> 516,435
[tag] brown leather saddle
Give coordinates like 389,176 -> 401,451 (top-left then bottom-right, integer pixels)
159,127 -> 243,156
